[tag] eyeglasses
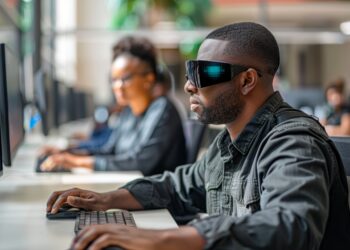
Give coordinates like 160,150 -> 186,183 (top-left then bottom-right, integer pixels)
185,60 -> 262,88
111,71 -> 150,87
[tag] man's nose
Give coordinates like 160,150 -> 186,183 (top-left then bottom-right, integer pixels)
184,80 -> 198,94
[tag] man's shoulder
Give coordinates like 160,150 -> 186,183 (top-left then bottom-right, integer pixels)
274,108 -> 326,135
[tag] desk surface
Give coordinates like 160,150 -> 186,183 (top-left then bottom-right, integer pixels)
0,181 -> 177,250
0,132 -> 175,250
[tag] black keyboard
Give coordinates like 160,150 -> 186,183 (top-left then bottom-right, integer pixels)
74,210 -> 136,233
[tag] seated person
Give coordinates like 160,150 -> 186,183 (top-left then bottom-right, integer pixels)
67,65 -> 172,153
39,36 -> 187,176
47,22 -> 350,250
320,79 -> 350,136
67,103 -> 127,152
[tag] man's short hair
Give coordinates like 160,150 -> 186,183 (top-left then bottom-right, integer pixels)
205,22 -> 280,75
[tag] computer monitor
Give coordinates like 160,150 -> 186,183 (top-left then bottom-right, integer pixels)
73,91 -> 94,120
0,132 -> 3,176
34,70 -> 55,136
280,88 -> 325,115
0,43 -> 24,166
330,136 -> 350,176
54,81 -> 72,126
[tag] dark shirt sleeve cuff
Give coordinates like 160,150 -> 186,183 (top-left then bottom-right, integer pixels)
93,156 -> 107,171
120,179 -> 155,209
189,215 -> 236,250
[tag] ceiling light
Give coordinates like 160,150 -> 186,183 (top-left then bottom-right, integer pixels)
340,21 -> 350,35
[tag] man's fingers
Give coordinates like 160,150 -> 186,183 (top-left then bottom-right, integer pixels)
88,234 -> 121,250
50,188 -> 81,213
40,157 -> 56,171
67,196 -> 92,210
73,226 -> 102,250
51,195 -> 69,214
72,225 -> 135,250
46,191 -> 63,212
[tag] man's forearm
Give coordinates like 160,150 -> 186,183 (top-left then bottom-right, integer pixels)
105,188 -> 144,210
158,226 -> 205,250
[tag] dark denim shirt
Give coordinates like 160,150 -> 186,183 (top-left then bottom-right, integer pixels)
122,92 -> 350,249
89,96 -> 187,176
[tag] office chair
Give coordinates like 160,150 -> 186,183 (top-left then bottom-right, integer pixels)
329,136 -> 350,207
183,119 -> 207,164
348,177 -> 350,208
330,136 -> 350,176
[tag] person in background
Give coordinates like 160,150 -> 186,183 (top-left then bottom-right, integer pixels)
61,64 -> 173,153
320,78 -> 350,136
67,103 -> 124,152
46,22 -> 350,250
39,36 -> 187,176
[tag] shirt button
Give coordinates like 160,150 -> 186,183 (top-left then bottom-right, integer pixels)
223,194 -> 230,204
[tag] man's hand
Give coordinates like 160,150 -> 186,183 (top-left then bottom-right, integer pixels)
47,188 -> 143,214
40,153 -> 94,171
40,153 -> 68,171
71,225 -> 205,250
46,188 -> 111,213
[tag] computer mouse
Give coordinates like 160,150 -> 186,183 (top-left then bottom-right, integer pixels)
46,204 -> 82,220
35,154 -> 49,172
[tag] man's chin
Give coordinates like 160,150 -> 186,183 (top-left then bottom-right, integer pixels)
195,115 -> 212,125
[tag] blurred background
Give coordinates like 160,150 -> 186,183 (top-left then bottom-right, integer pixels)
2,0 -> 350,134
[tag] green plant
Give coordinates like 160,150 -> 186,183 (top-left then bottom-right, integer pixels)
109,0 -> 212,29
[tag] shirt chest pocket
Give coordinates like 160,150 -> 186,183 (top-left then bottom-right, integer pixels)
231,179 -> 261,217
205,163 -> 224,214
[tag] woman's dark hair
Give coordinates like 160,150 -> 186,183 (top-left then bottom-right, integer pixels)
326,78 -> 345,95
112,36 -> 157,76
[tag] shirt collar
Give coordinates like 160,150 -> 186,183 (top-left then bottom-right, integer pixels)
217,91 -> 284,156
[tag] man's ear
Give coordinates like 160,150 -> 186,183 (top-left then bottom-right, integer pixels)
144,73 -> 156,90
240,69 -> 258,95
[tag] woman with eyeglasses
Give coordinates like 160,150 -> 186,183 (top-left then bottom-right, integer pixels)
320,78 -> 350,136
39,36 -> 187,176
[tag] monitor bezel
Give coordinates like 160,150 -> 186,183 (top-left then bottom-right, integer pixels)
0,43 -> 24,166
0,131 -> 3,175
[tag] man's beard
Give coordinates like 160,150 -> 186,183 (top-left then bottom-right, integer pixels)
197,87 -> 244,125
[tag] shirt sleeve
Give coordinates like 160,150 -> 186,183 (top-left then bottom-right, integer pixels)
72,128 -> 113,152
84,119 -> 123,155
121,158 -> 207,219
93,99 -> 184,175
190,127 -> 332,249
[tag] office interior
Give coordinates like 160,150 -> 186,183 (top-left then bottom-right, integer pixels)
0,0 -> 350,249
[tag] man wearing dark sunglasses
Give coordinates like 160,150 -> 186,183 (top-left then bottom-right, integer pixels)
47,22 -> 350,250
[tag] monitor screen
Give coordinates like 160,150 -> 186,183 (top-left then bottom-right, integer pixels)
280,88 -> 325,115
0,43 -> 24,166
34,70 -> 55,136
59,82 -> 71,125
0,132 -> 2,175
55,82 -> 75,126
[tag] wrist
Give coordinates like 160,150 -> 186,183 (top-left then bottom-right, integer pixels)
74,155 -> 94,169
106,189 -> 143,210
159,226 -> 206,250
99,191 -> 114,210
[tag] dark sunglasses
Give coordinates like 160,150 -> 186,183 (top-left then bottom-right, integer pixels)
185,60 -> 262,88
